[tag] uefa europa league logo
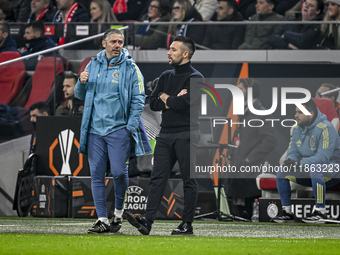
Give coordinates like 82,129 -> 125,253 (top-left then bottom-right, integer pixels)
58,129 -> 74,175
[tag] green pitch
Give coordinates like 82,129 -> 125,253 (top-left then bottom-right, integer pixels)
1,217 -> 340,255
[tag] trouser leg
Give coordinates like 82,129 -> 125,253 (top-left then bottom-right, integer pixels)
106,128 -> 131,210
88,133 -> 108,218
144,136 -> 175,223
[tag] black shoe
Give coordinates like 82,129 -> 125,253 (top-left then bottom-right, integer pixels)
271,210 -> 294,223
87,220 -> 110,234
171,222 -> 193,235
302,210 -> 328,224
110,215 -> 123,233
125,211 -> 151,235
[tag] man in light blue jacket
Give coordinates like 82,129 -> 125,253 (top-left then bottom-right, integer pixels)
272,98 -> 340,224
75,28 -> 152,234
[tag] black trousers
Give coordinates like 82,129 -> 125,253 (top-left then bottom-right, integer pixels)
144,130 -> 200,223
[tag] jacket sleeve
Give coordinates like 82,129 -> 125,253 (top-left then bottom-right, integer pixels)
126,63 -> 146,133
238,23 -> 256,49
135,24 -> 168,49
286,127 -> 302,162
300,124 -> 337,166
283,24 -> 321,49
150,75 -> 167,111
74,60 -> 92,100
269,25 -> 289,49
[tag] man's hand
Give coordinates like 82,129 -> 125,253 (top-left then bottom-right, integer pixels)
80,69 -> 89,84
282,158 -> 300,168
159,92 -> 170,109
177,89 -> 187,96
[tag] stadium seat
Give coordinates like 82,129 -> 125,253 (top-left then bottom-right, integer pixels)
0,52 -> 26,105
10,57 -> 64,111
77,56 -> 94,75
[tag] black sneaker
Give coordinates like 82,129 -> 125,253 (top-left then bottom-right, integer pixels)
125,211 -> 151,235
87,220 -> 110,234
171,222 -> 193,235
271,210 -> 294,223
110,215 -> 123,233
302,210 -> 328,224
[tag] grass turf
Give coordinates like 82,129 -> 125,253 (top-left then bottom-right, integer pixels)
1,217 -> 340,254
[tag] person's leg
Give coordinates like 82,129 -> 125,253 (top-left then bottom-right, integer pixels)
144,135 -> 176,223
309,170 -> 326,208
106,128 -> 131,213
88,133 -> 108,219
276,169 -> 292,208
175,132 -> 199,223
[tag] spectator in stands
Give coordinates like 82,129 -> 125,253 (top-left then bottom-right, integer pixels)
29,101 -> 50,153
285,0 -> 303,19
202,0 -> 245,49
111,0 -> 148,21
13,0 -> 31,22
90,0 -> 118,48
134,0 -> 171,49
28,0 -> 56,22
0,0 -> 15,21
53,0 -> 90,45
269,0 -> 324,49
238,0 -> 256,20
272,98 -> 340,223
319,0 -> 340,49
167,0 -> 204,48
55,71 -> 84,116
238,0 -> 286,49
275,0 -> 301,16
315,83 -> 340,131
21,20 -> 61,71
189,0 -> 218,21
0,22 -> 18,53
226,78 -> 277,219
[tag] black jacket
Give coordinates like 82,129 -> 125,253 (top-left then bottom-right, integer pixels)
202,12 -> 245,49
21,36 -> 61,71
269,14 -> 323,49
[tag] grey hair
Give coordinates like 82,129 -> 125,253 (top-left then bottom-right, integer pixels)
103,28 -> 124,42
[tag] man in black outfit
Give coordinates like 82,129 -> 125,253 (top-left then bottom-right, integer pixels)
125,36 -> 203,235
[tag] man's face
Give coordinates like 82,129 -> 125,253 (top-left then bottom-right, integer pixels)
63,78 -> 76,99
30,109 -> 47,123
302,0 -> 320,21
31,0 -> 49,15
217,1 -> 232,21
295,107 -> 314,127
315,85 -> 334,100
56,0 -> 73,11
102,33 -> 124,59
24,26 -> 39,40
167,41 -> 186,66
256,0 -> 273,15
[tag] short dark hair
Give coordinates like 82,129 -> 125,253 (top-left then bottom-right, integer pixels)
240,78 -> 261,99
173,36 -> 196,59
0,22 -> 10,34
219,0 -> 238,11
156,0 -> 171,17
29,101 -> 50,115
302,98 -> 318,116
103,28 -> 124,41
64,71 -> 79,83
321,83 -> 339,99
316,0 -> 324,13
24,20 -> 45,36
265,0 -> 276,6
